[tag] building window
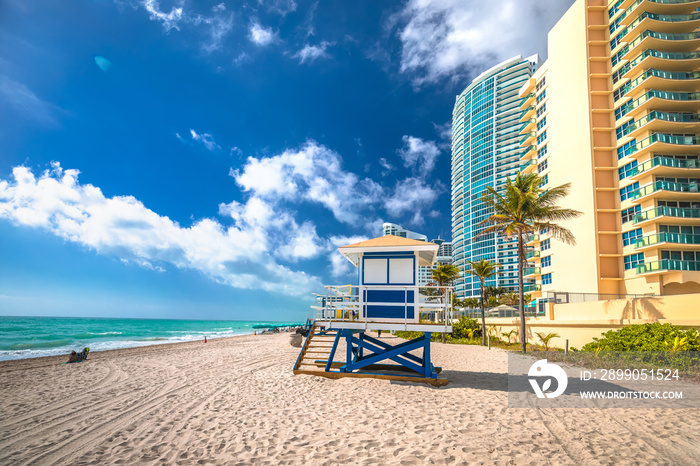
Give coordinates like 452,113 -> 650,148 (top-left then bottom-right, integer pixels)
622,228 -> 643,247
536,103 -> 547,118
540,174 -> 549,187
542,256 -> 551,268
537,131 -> 547,145
620,182 -> 640,202
618,160 -> 638,180
623,253 -> 645,270
617,139 -> 637,159
661,250 -> 700,261
538,159 -> 548,173
536,77 -> 546,92
615,118 -> 634,139
537,145 -> 548,159
536,90 -> 546,104
540,226 -> 549,235
542,273 -> 552,285
541,238 -> 551,251
537,117 -> 547,131
621,205 -> 641,224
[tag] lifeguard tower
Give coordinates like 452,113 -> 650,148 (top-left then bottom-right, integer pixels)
293,235 -> 453,386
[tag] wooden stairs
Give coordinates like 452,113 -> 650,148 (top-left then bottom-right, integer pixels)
293,324 -> 338,374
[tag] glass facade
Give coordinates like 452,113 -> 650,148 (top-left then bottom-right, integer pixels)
451,56 -> 538,298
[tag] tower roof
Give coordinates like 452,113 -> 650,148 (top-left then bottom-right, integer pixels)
339,235 -> 439,267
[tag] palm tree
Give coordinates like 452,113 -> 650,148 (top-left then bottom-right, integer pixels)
464,259 -> 500,346
429,264 -> 461,343
478,173 -> 582,353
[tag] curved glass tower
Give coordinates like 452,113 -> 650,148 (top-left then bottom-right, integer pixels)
451,56 -> 538,298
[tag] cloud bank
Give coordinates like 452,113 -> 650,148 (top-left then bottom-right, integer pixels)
0,162 -> 321,297
394,0 -> 575,86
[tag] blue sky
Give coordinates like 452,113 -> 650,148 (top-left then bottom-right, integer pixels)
0,0 -> 574,320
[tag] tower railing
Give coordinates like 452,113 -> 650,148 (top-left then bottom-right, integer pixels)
310,284 -> 454,333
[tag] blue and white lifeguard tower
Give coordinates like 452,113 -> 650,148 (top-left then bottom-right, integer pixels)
293,235 -> 453,386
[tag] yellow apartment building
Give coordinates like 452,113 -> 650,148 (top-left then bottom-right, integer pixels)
518,0 -> 700,304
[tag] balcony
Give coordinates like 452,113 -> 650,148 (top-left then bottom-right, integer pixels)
519,159 -> 537,173
636,258 -> 700,274
623,111 -> 700,139
521,93 -> 535,108
524,267 -> 541,277
617,69 -> 700,99
622,133 -> 700,158
520,118 -> 536,133
633,205 -> 700,224
519,106 -> 535,121
630,155 -> 700,179
622,50 -> 700,82
524,284 -> 542,293
630,178 -> 700,201
634,231 -> 700,249
616,0 -> 700,28
526,250 -> 540,259
520,145 -> 537,161
621,30 -> 700,62
616,90 -> 700,121
614,11 -> 700,47
525,234 -> 540,244
519,131 -> 537,146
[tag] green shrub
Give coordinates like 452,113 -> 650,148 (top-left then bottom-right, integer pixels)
451,316 -> 482,340
582,323 -> 700,352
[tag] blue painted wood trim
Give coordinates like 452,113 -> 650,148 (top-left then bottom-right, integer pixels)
363,251 -> 415,257
345,336 -> 429,375
361,334 -> 423,365
365,289 -> 415,303
325,329 -> 342,373
424,332 -> 434,377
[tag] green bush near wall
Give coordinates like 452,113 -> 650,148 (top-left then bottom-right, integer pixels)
581,323 -> 700,352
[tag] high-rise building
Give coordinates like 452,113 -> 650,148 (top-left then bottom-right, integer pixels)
382,223 -> 428,241
417,238 -> 454,286
382,223 -> 453,286
451,56 -> 539,298
518,0 -> 700,302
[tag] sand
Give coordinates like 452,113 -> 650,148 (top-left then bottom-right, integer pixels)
1,332 -> 698,465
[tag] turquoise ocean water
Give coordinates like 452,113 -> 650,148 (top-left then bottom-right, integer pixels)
0,316 -> 303,361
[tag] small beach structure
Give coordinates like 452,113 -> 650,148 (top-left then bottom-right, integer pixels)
293,235 -> 453,386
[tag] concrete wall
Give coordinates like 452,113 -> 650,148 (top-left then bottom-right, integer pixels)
483,292 -> 700,349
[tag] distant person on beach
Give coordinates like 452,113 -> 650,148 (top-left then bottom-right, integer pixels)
377,330 -> 381,338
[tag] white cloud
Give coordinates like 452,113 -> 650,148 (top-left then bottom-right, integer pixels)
218,196 -> 322,262
0,163 -> 322,297
384,177 -> 441,225
326,235 -> 368,278
394,0 -> 574,86
292,41 -> 333,64
139,1 -> 233,52
249,22 -> 276,46
232,140 -> 383,224
179,129 -> 221,151
259,0 -> 297,16
397,135 -> 441,174
233,51 -> 249,66
0,75 -> 62,127
141,0 -> 184,32
197,4 -> 234,53
378,157 -> 394,173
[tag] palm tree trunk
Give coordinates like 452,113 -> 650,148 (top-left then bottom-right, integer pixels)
518,230 -> 526,353
480,281 -> 486,346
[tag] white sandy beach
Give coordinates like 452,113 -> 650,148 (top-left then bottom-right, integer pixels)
0,332 -> 698,465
